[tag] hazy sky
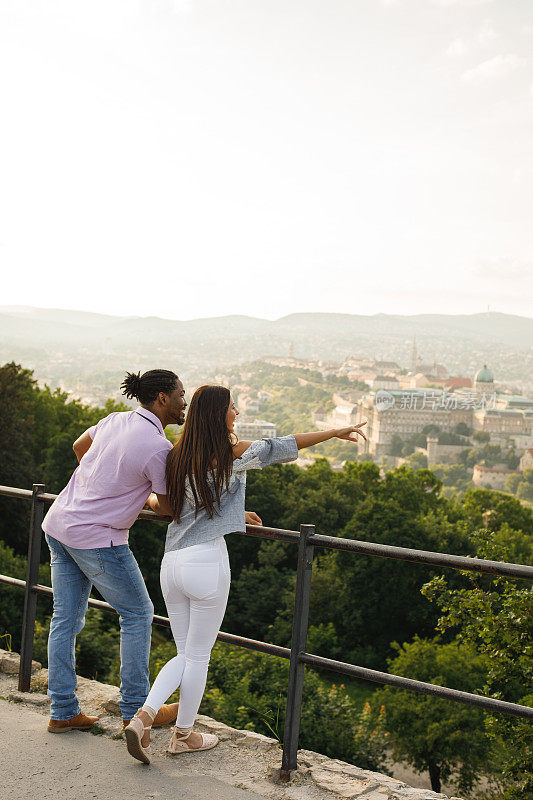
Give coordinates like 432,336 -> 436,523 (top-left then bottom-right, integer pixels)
1,0 -> 532,320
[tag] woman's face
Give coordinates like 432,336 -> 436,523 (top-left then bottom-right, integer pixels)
226,394 -> 239,432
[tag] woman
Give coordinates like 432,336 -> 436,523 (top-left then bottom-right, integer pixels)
124,385 -> 366,764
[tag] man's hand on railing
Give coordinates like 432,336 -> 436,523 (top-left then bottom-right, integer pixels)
245,510 -> 263,526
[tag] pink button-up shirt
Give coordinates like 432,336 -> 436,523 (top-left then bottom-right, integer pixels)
42,407 -> 172,549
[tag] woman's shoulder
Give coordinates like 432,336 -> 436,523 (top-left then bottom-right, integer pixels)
232,440 -> 253,459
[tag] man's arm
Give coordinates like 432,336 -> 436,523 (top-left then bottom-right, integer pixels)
148,493 -> 173,516
73,431 -> 93,463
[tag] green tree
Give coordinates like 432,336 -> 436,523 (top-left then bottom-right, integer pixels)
454,422 -> 472,437
271,464 -> 473,669
517,482 -> 533,503
405,451 -> 428,470
0,363 -> 37,552
375,637 -> 489,794
523,469 -> 533,484
422,528 -> 533,800
431,463 -> 471,492
0,362 -> 129,555
390,434 -> 404,457
460,488 -> 533,536
422,424 -> 441,436
504,474 -> 521,495
225,540 -> 294,639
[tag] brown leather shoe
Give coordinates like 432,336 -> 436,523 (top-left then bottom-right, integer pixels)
123,702 -> 178,729
48,711 -> 99,733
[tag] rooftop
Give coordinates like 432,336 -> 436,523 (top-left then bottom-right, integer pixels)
474,365 -> 494,383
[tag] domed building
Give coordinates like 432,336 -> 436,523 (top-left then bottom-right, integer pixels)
473,364 -> 494,394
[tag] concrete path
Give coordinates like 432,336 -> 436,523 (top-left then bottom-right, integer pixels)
0,699 -> 265,800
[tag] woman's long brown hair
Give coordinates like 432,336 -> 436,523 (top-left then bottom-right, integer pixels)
165,385 -> 235,521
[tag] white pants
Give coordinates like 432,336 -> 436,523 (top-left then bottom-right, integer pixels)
145,538 -> 231,727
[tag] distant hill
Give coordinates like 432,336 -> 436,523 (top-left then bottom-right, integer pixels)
1,306 -> 532,349
276,311 -> 533,348
1,307 -> 532,394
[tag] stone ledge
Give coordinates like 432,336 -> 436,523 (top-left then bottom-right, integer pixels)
0,651 -> 464,800
0,648 -> 41,675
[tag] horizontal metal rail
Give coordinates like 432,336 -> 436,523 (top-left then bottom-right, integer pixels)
4,486 -> 532,579
308,532 -> 533,580
2,482 -> 532,610
0,486 -> 34,500
299,653 -> 533,720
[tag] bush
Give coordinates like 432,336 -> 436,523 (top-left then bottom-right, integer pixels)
0,539 -> 51,651
517,482 -> 533,503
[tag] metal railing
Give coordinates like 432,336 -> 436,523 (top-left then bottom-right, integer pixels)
0,483 -> 532,781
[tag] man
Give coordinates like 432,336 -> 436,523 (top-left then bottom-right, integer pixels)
42,369 -> 186,732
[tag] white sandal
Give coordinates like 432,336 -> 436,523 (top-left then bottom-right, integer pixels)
124,706 -> 156,764
167,725 -> 219,755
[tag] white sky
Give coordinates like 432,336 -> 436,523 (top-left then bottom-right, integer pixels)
1,0 -> 532,320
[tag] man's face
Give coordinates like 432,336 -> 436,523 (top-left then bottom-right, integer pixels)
166,380 -> 187,425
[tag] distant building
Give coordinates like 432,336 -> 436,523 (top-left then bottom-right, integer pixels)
496,395 -> 533,412
473,463 -> 517,490
333,391 -> 364,405
370,375 -> 400,390
473,365 -> 494,395
519,449 -> 533,472
426,436 -> 469,466
234,419 -> 277,440
408,337 -> 448,378
510,434 -> 533,454
445,377 -> 472,392
358,389 -> 473,459
238,394 -> 260,415
373,360 -> 401,373
418,362 -> 448,377
348,363 -> 533,459
409,372 -> 438,388
313,407 -> 328,427
473,408 -> 532,439
329,404 -> 359,427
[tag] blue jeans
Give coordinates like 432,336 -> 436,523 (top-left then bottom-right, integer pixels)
45,534 -> 154,721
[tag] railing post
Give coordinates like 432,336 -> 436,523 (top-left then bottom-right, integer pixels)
18,483 -> 45,691
280,523 -> 315,781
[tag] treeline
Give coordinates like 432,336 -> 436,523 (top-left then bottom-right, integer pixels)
1,362 -> 532,798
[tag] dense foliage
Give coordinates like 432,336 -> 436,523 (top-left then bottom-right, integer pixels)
422,528 -> 533,800
375,637 -> 489,794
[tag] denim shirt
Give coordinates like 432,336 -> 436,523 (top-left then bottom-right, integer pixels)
164,435 -> 298,553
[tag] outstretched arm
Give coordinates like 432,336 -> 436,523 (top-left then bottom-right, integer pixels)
293,423 -> 367,450
232,424 -> 367,470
